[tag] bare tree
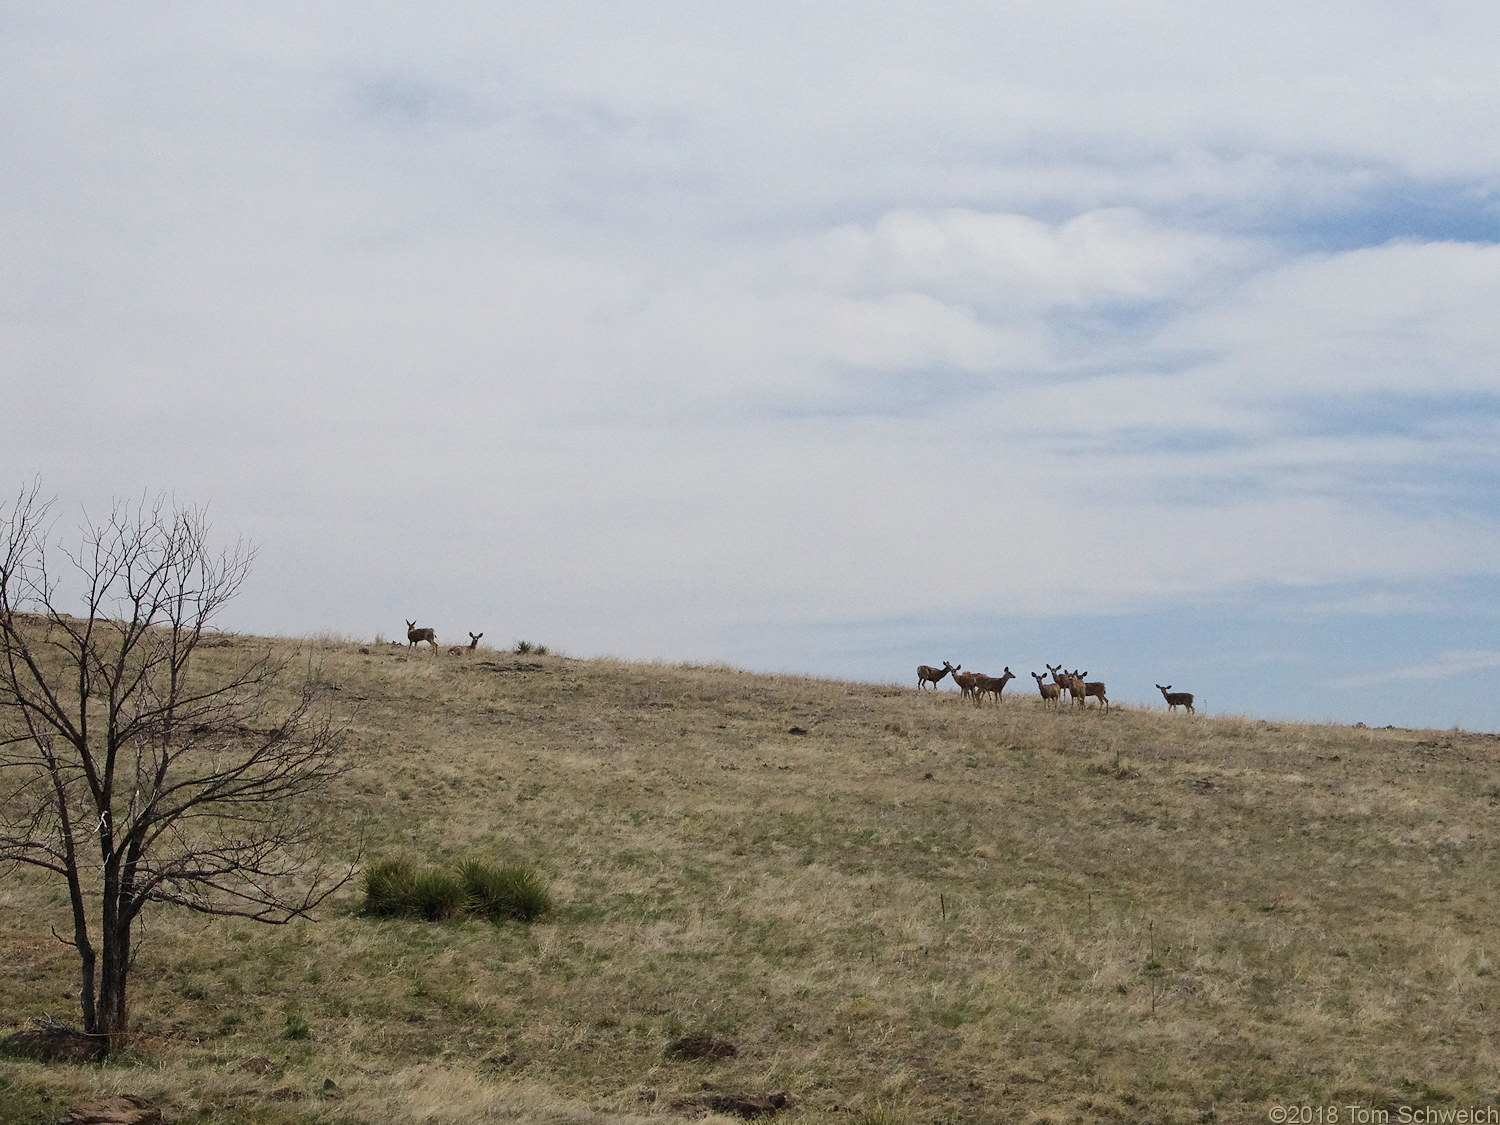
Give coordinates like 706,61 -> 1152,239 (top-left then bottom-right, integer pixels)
0,482 -> 355,1051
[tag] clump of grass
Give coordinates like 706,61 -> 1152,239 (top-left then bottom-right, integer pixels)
459,859 -> 553,922
515,641 -> 533,654
1086,751 -> 1142,780
363,857 -> 551,924
665,1033 -> 737,1060
283,1012 -> 311,1040
362,857 -> 417,917
408,868 -> 468,921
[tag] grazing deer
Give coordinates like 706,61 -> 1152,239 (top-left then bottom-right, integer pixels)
951,668 -> 982,701
1157,684 -> 1195,714
449,631 -> 483,656
1031,671 -> 1061,711
406,620 -> 438,649
973,668 -> 1015,705
1076,672 -> 1109,711
917,661 -> 959,690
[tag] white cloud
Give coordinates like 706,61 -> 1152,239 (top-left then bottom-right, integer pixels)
1333,650 -> 1500,690
1169,240 -> 1500,400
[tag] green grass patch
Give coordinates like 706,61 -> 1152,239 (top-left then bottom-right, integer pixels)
362,856 -> 551,924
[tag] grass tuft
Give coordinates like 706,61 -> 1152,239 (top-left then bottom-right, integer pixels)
408,868 -> 468,921
459,860 -> 553,923
364,857 -> 551,924
362,857 -> 417,916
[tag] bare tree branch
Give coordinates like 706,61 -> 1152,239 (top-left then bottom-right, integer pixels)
0,483 -> 357,1049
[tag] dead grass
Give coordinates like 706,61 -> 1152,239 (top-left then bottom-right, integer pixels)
4,635 -> 1500,1123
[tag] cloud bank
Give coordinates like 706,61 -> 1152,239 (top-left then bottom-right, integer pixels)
4,3 -> 1500,727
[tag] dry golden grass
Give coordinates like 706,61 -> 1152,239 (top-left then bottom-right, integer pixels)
4,634 -> 1500,1123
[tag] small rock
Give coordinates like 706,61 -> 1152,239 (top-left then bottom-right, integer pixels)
787,726 -> 808,736
706,1091 -> 789,1118
58,1095 -> 163,1125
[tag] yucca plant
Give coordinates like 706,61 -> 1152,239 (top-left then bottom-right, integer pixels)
361,858 -> 417,917
406,868 -> 468,921
458,859 -> 553,922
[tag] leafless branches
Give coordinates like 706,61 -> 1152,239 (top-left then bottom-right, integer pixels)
0,481 -> 355,1048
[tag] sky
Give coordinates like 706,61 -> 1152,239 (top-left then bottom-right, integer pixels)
4,3 -> 1500,730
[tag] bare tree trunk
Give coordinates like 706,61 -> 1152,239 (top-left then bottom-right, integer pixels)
97,919 -> 131,1047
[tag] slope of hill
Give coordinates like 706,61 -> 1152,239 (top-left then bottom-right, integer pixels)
3,635 -> 1499,1124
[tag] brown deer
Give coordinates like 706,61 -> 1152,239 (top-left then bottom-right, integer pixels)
951,668 -> 982,701
973,668 -> 1015,705
1157,684 -> 1195,713
917,661 -> 958,689
1076,672 -> 1109,711
1031,671 -> 1061,711
1048,664 -> 1083,708
449,631 -> 483,656
1057,668 -> 1084,708
406,620 -> 438,649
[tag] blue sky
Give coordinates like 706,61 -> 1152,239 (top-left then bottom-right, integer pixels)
5,3 -> 1500,729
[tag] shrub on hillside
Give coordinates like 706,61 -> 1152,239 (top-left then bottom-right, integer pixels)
459,859 -> 553,922
408,868 -> 469,921
363,856 -> 551,924
362,858 -> 417,917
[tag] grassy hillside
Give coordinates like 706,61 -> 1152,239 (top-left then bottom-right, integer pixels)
3,635 -> 1499,1124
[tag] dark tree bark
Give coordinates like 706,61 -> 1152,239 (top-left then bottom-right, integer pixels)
0,482 -> 355,1050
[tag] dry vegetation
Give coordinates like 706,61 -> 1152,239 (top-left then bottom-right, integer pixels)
3,634 -> 1500,1124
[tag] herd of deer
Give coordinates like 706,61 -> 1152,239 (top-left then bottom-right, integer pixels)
917,661 -> 1196,714
406,620 -> 483,656
404,620 -> 1197,714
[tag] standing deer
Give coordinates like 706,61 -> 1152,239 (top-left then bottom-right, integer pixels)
1048,664 -> 1083,708
951,668 -> 982,701
917,661 -> 959,690
1076,672 -> 1109,711
449,631 -> 483,656
406,620 -> 438,649
1157,684 -> 1195,713
973,668 -> 1015,705
1031,671 -> 1061,711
